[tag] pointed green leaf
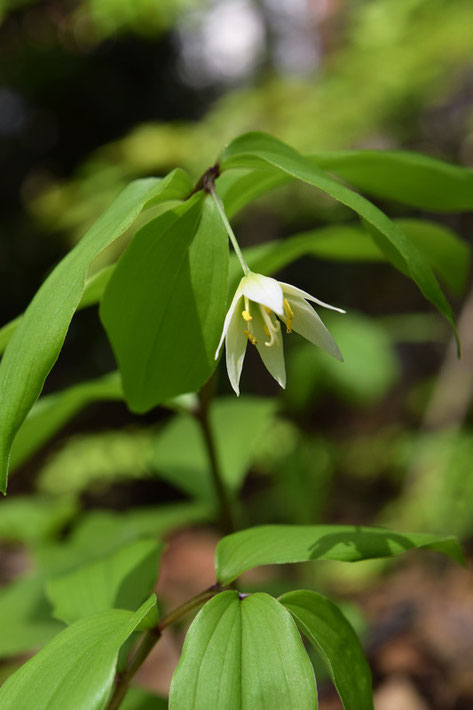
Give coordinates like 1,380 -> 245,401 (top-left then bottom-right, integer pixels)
0,171 -> 190,493
280,590 -> 373,710
221,132 -> 457,343
311,150 -> 473,212
0,595 -> 157,710
169,590 -> 317,710
215,525 -> 465,584
239,218 -> 469,297
100,194 -> 228,412
46,538 -> 162,625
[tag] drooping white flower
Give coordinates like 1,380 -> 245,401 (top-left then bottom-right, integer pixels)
215,271 -> 345,395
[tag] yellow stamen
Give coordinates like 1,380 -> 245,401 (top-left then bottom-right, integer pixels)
242,310 -> 252,322
244,329 -> 257,345
283,298 -> 294,333
260,305 -> 280,347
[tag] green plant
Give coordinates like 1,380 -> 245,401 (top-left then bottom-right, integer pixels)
0,131 -> 469,709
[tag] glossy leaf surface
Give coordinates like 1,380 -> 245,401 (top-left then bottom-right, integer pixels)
280,590 -> 373,710
170,590 -> 317,709
216,524 -> 464,584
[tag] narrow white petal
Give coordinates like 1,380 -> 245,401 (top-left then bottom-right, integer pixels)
215,281 -> 245,359
280,281 -> 345,313
252,307 -> 286,388
225,307 -> 248,395
286,298 -> 343,361
241,272 -> 284,316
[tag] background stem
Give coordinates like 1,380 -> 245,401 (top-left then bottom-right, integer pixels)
196,378 -> 236,534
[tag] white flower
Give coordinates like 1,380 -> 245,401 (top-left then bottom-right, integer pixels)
215,271 -> 345,395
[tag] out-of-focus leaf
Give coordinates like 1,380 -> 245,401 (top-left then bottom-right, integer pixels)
9,372 -> 122,471
217,168 -> 288,218
287,312 -> 399,408
0,495 -> 76,544
121,687 -> 168,709
152,397 -> 276,503
46,538 -> 162,625
34,503 -> 209,575
0,576 -> 63,657
221,132 -> 457,343
311,150 -> 473,212
101,194 -> 228,412
169,590 -> 317,709
0,595 -> 157,710
0,171 -> 190,493
240,218 -> 469,297
280,590 -> 373,710
215,524 -> 465,584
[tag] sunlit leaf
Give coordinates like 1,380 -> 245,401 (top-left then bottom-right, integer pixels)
280,590 -> 373,710
46,538 -> 162,624
221,132 -> 457,344
0,595 -> 157,710
215,524 -> 465,584
169,590 -> 317,709
0,171 -> 190,492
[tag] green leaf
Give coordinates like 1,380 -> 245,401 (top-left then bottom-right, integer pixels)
35,503 -> 208,575
215,525 -> 465,584
169,590 -> 317,710
121,687 -> 168,709
46,538 -> 162,625
152,396 -> 276,503
9,372 -> 122,471
0,595 -> 157,710
280,590 -> 373,710
217,168 -> 288,219
240,218 -> 469,297
0,495 -> 76,544
310,150 -> 473,212
0,265 -> 116,358
221,132 -> 457,344
0,171 -> 190,493
101,194 -> 229,412
0,575 -> 63,657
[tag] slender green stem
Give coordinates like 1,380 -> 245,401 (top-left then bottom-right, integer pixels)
209,184 -> 249,275
195,380 -> 236,534
106,585 -> 225,710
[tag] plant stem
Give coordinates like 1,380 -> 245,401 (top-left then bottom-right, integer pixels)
106,585 -> 224,710
209,184 -> 249,275
196,380 -> 236,534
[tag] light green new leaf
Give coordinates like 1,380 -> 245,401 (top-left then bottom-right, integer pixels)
280,590 -> 373,710
46,538 -> 162,625
0,170 -> 191,493
221,132 -> 457,343
0,575 -> 63,658
152,396 -> 276,503
215,525 -> 465,584
9,372 -> 122,471
169,590 -> 317,710
311,150 -> 473,212
101,194 -> 228,412
0,595 -> 157,710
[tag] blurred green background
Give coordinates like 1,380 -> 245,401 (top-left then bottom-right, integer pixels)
1,1 -> 472,708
